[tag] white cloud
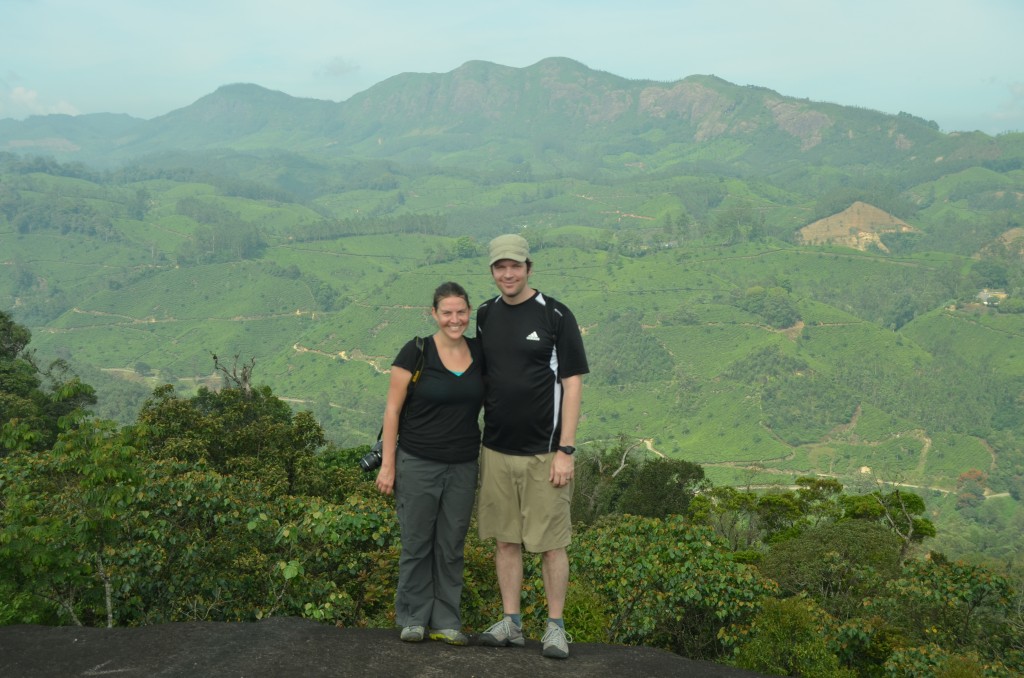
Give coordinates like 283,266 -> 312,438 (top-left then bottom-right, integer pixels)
10,87 -> 39,108
0,86 -> 79,119
320,57 -> 361,79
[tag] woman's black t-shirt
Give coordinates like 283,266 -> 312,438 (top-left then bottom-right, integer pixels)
392,335 -> 483,463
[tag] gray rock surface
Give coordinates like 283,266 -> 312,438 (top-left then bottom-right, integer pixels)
0,616 -> 771,677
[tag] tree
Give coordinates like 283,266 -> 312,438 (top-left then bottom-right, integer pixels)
127,187 -> 150,220
689,485 -> 763,556
793,476 -> 845,526
971,259 -> 1009,289
571,438 -> 705,525
754,492 -> 804,541
0,337 -> 397,628
453,235 -> 480,259
872,557 -> 1016,666
735,286 -> 801,329
733,596 -> 855,677
998,297 -> 1024,313
956,469 -> 988,509
841,488 -> 936,563
572,436 -> 648,526
0,425 -> 398,627
760,520 -> 902,620
883,293 -> 919,330
0,417 -> 141,626
130,373 -> 325,495
573,515 -> 778,659
1,310 -> 96,455
616,457 -> 706,518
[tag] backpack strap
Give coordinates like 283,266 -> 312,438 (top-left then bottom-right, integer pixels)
408,336 -> 426,387
475,296 -> 495,337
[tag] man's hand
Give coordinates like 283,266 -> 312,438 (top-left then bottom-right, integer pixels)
550,450 -> 574,487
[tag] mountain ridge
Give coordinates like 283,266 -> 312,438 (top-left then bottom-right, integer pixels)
2,55 -> 1024,566
0,58 -> 963,170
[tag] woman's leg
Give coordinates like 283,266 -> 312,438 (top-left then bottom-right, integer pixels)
428,459 -> 478,630
394,450 -> 444,627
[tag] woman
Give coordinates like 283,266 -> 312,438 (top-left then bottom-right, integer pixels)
375,281 -> 483,645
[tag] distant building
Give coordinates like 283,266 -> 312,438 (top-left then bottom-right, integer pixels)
977,288 -> 1008,306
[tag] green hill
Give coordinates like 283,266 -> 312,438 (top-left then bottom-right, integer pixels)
2,58 -> 1024,564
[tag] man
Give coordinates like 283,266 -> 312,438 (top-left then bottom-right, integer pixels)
475,233 -> 589,659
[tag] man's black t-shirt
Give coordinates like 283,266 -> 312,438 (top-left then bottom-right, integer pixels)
393,336 -> 484,463
476,291 -> 589,455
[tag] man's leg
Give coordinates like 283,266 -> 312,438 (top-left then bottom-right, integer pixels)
495,540 -> 524,614
541,547 -> 568,619
479,539 -> 527,647
540,547 -> 572,659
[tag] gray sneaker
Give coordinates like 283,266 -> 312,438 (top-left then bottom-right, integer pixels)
479,616 -> 525,647
541,621 -> 571,659
429,628 -> 469,646
400,625 -> 425,642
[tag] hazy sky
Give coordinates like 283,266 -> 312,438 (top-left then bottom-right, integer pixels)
3,0 -> 1023,135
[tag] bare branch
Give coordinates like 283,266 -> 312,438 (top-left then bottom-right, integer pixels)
212,353 -> 256,395
611,437 -> 646,477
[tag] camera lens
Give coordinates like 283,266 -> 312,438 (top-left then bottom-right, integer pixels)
359,444 -> 383,472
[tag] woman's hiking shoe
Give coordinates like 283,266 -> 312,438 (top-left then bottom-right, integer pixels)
541,621 -> 572,659
428,628 -> 469,646
478,617 -> 525,647
400,625 -> 425,642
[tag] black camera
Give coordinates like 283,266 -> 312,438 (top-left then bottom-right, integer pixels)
359,439 -> 384,472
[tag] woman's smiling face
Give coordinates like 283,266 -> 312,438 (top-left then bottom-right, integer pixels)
432,295 -> 471,338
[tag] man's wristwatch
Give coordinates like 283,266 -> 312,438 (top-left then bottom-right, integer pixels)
557,445 -> 576,455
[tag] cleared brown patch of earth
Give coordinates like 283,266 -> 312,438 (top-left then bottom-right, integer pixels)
798,201 -> 916,251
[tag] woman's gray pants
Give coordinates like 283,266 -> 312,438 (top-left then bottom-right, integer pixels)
394,448 -> 478,630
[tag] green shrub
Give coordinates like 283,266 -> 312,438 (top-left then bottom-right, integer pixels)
884,644 -> 1012,678
733,596 -> 855,677
759,520 -> 902,620
572,514 -> 777,659
560,578 -> 611,643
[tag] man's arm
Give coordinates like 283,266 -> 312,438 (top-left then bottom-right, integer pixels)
550,374 -> 583,487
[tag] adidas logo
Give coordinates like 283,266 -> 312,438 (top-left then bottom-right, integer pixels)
525,331 -> 541,341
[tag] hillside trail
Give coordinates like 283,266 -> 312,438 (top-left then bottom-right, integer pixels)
292,342 -> 390,374
706,461 -> 958,497
701,404 -> 968,497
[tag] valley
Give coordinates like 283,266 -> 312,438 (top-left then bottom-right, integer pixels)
2,57 -> 1023,564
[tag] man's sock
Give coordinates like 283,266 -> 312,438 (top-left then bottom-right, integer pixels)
507,613 -> 522,627
547,617 -> 564,630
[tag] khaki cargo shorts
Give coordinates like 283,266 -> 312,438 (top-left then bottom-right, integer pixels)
477,445 -> 573,553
